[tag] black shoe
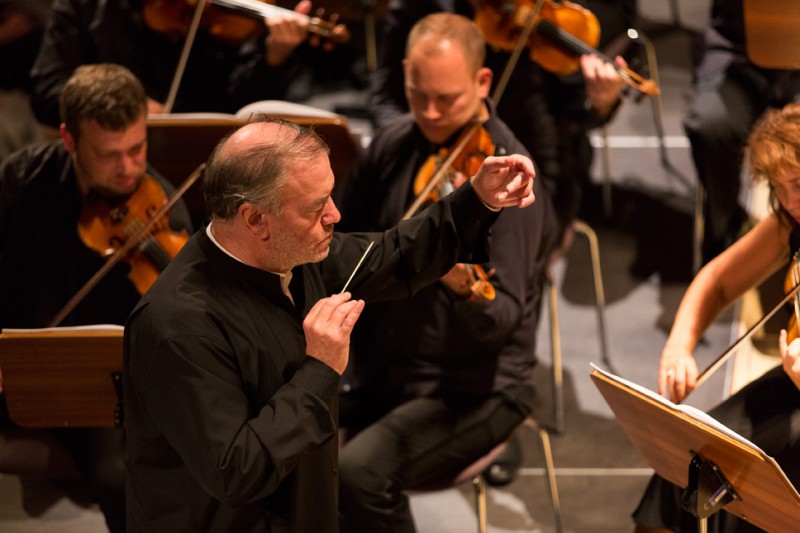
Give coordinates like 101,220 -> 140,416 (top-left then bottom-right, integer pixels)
482,434 -> 522,487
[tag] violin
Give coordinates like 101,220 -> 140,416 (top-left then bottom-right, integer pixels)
474,0 -> 660,97
49,165 -> 203,328
77,174 -> 190,296
143,0 -> 349,47
406,123 -> 500,302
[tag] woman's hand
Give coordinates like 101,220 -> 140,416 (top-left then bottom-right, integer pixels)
779,329 -> 800,390
658,344 -> 698,402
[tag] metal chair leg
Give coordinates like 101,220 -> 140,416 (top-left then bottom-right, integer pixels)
525,418 -> 562,532
601,125 -> 613,219
572,220 -> 612,371
634,29 -> 669,170
548,220 -> 610,432
471,475 -> 487,533
548,272 -> 565,434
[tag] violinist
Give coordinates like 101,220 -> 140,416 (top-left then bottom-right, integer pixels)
334,13 -> 559,531
368,0 -> 632,243
632,103 -> 800,532
0,64 -> 191,532
30,0 -> 314,127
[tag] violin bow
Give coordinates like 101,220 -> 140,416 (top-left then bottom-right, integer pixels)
48,164 -> 205,328
491,0 -> 546,105
164,0 -> 209,113
688,278 -> 800,396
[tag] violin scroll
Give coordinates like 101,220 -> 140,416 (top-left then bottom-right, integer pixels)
466,264 -> 496,301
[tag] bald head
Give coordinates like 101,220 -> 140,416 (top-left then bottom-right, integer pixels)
406,12 -> 486,75
203,117 -> 329,219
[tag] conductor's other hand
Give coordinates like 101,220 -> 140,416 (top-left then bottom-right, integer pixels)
303,292 -> 365,375
470,154 -> 536,210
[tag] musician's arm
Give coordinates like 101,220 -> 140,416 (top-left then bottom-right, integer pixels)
660,213 -> 789,401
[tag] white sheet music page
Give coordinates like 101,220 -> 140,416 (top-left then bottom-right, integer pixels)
590,363 -> 765,454
1,324 -> 124,335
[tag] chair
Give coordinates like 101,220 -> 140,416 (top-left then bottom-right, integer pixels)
547,219 -> 610,434
599,28 -> 670,220
410,417 -> 562,533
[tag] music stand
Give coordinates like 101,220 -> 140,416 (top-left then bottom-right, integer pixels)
0,327 -> 124,428
147,112 -> 362,228
744,0 -> 800,69
590,367 -> 800,531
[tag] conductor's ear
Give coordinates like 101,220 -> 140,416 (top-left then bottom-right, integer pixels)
239,203 -> 270,240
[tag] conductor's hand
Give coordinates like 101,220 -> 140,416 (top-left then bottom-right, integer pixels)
469,154 -> 536,210
779,329 -> 800,391
658,344 -> 698,403
264,0 -> 310,67
303,292 -> 365,375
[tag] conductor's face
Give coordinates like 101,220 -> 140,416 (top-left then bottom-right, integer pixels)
266,153 -> 341,270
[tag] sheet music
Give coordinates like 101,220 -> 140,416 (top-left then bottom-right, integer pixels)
1,324 -> 123,334
590,363 -> 765,454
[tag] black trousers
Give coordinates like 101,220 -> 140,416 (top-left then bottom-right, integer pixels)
338,384 -> 534,533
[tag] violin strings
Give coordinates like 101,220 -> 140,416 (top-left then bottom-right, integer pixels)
128,218 -> 171,271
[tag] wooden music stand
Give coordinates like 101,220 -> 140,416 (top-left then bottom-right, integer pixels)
590,367 -> 800,531
146,112 -> 362,227
744,0 -> 800,69
0,327 -> 124,428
